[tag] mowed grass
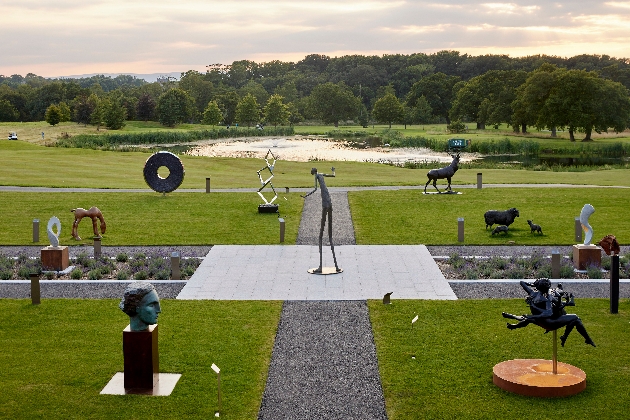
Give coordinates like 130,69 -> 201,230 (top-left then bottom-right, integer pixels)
349,187 -> 630,245
2,140 -> 630,189
0,299 -> 282,419
369,298 -> 630,420
0,192 -> 303,245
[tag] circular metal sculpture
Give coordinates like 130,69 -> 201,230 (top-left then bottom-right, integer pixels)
143,151 -> 185,193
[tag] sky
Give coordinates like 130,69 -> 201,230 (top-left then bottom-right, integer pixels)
3,1 -> 630,79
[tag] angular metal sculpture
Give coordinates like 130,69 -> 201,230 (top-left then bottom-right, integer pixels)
119,281 -> 162,331
579,204 -> 595,245
599,234 -> 620,256
502,279 -> 595,347
143,151 -> 185,193
71,206 -> 106,240
257,149 -> 279,213
424,153 -> 460,193
302,167 -> 342,274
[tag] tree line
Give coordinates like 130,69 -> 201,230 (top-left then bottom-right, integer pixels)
2,51 -> 630,140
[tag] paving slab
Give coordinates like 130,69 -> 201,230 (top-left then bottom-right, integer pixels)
176,245 -> 457,300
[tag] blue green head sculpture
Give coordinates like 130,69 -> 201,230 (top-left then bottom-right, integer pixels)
119,282 -> 161,331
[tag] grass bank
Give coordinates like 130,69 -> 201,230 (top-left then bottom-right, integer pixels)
349,187 -> 630,245
369,298 -> 630,419
0,299 -> 282,419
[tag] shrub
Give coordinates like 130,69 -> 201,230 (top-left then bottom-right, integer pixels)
154,270 -> 170,280
71,268 -> 83,280
559,263 -> 575,279
449,253 -> 465,269
75,252 -> 91,267
489,256 -> 508,270
587,264 -> 603,279
116,270 -> 130,280
87,269 -> 102,280
0,269 -> 12,280
601,256 -> 611,270
134,270 -> 148,280
116,253 -> 129,262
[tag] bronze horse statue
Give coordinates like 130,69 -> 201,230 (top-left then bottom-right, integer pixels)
71,207 -> 106,240
424,153 -> 460,193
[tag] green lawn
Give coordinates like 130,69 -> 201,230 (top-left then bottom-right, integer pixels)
0,192 -> 303,245
2,140 -> 630,189
369,298 -> 630,420
0,299 -> 282,419
349,187 -> 630,245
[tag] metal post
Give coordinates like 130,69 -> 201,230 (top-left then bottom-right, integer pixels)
610,254 -> 620,314
93,237 -> 101,258
30,273 -> 40,305
171,252 -> 181,280
476,173 -> 482,189
285,187 -> 289,194
552,330 -> 558,374
551,250 -> 560,279
279,218 -> 285,243
457,218 -> 464,243
206,177 -> 211,193
33,219 -> 39,242
574,217 -> 582,243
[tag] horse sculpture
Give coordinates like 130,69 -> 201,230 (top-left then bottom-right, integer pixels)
71,207 -> 106,240
424,153 -> 460,193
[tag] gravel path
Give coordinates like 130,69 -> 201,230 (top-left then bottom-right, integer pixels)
296,191 -> 356,245
258,301 -> 387,420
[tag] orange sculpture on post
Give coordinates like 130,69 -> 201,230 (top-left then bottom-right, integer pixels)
71,207 -> 106,240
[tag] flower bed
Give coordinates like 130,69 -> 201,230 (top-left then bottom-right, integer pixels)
0,252 -> 201,281
437,252 -> 630,280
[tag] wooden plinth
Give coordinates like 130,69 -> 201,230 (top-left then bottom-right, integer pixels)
40,246 -> 69,271
493,359 -> 586,397
573,244 -> 601,270
123,324 -> 159,391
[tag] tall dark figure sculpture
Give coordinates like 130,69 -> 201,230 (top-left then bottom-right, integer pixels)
302,167 -> 342,274
424,153 -> 460,193
502,278 -> 595,347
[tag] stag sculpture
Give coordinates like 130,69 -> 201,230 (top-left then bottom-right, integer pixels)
424,153 -> 460,193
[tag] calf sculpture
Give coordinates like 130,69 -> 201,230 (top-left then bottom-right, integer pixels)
71,207 -> 106,240
424,153 -> 460,193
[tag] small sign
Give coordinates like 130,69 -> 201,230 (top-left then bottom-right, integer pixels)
211,363 -> 220,374
411,315 -> 418,325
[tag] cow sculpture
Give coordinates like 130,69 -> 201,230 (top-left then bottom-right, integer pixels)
484,208 -> 520,229
71,207 -> 106,240
424,153 -> 460,193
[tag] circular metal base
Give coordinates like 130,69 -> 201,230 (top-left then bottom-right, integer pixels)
308,267 -> 343,275
493,359 -> 586,397
422,191 -> 461,195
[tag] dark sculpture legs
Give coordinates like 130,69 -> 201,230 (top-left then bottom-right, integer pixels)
316,207 -> 340,273
503,312 -> 595,347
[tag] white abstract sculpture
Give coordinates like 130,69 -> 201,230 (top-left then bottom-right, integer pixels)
579,204 -> 595,245
47,216 -> 61,247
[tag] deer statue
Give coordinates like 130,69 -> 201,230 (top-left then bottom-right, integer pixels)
424,153 -> 460,193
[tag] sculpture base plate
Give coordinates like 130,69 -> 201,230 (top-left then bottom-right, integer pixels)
308,267 -> 343,275
422,191 -> 461,195
100,372 -> 181,396
493,359 -> 586,397
258,204 -> 279,213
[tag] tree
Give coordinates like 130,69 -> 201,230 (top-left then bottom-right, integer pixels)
136,93 -> 156,121
0,99 -> 19,121
407,72 -> 460,124
410,96 -> 433,126
179,70 -> 215,116
156,88 -> 193,127
511,64 -> 560,135
216,90 -> 239,126
89,94 -> 104,130
103,98 -> 127,130
263,94 -> 289,127
44,104 -> 62,126
73,95 -> 94,126
308,82 -> 361,127
235,93 -> 260,128
202,100 -> 222,127
58,101 -> 71,122
372,93 -> 404,128
287,102 -> 303,126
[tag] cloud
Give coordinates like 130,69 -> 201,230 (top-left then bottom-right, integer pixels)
2,0 -> 630,77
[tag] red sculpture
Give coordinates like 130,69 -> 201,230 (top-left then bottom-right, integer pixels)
71,207 -> 106,240
598,235 -> 620,256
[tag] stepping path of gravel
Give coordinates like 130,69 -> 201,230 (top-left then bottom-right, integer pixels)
258,193 -> 388,419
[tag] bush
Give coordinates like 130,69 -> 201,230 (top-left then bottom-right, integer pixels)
134,270 -> 148,280
559,263 -> 575,279
587,264 -> 603,279
71,268 -> 83,280
116,253 -> 129,262
448,253 -> 465,269
87,269 -> 102,280
116,270 -> 130,280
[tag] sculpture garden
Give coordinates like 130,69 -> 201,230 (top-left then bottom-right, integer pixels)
1,134 -> 630,419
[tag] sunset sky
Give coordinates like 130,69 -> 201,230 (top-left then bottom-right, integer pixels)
3,1 -> 630,79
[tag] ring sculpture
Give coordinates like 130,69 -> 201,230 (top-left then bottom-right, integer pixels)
71,206 -> 106,240
47,216 -> 61,247
143,151 -> 185,193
